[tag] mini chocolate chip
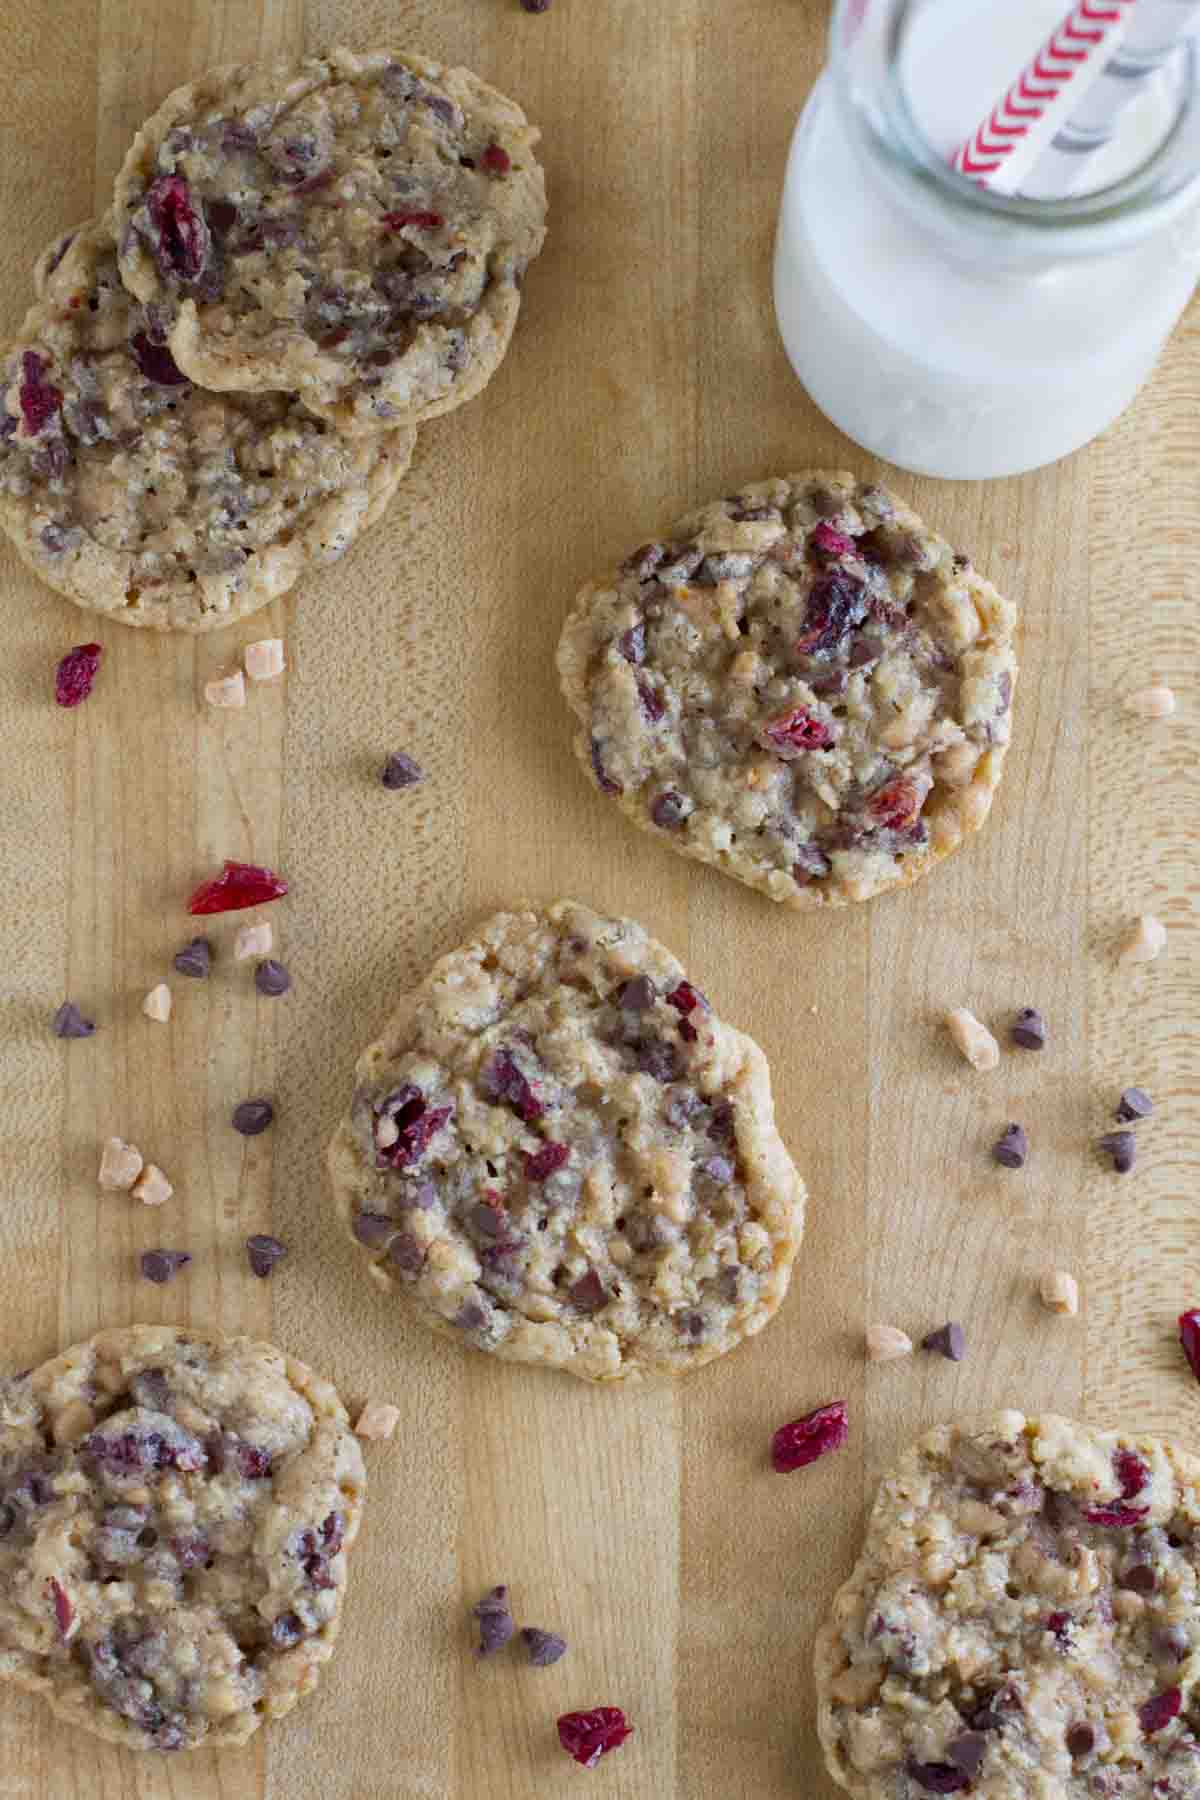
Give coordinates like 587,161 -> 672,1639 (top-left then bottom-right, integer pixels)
473,1586 -> 514,1656
381,751 -> 424,789
52,1000 -> 95,1039
255,959 -> 291,997
1115,1563 -> 1156,1594
1115,1086 -> 1153,1122
172,937 -> 212,978
352,1211 -> 395,1247
140,1249 -> 191,1284
1011,1007 -> 1046,1050
245,1234 -> 287,1278
1065,1723 -> 1095,1758
922,1322 -> 966,1362
991,1123 -> 1028,1169
1097,1130 -> 1136,1174
947,1732 -> 987,1776
232,1098 -> 274,1136
618,975 -> 656,1011
520,1627 -> 567,1666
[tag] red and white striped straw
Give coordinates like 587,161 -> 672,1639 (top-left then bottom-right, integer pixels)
953,0 -> 1136,183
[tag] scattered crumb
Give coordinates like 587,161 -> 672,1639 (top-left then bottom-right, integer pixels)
354,1401 -> 401,1440
234,921 -> 273,961
1040,1269 -> 1079,1316
204,672 -> 246,709
131,1163 -> 173,1207
1123,685 -> 1175,719
98,1137 -> 143,1191
244,638 -> 285,682
944,1006 -> 999,1071
865,1324 -> 913,1363
1119,914 -> 1166,964
142,982 -> 172,1023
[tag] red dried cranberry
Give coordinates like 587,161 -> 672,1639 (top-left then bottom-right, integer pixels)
1115,1449 -> 1150,1499
54,642 -> 102,708
1046,1611 -> 1073,1647
234,1442 -> 272,1479
666,982 -> 705,1017
760,707 -> 835,755
1180,1309 -> 1200,1383
49,1578 -> 72,1637
1083,1502 -> 1149,1527
636,677 -> 665,722
794,570 -> 868,656
481,143 -> 512,175
377,1086 -> 453,1168
145,175 -> 210,283
557,1707 -> 633,1769
1139,1687 -> 1182,1735
382,210 -> 445,230
771,1401 -> 848,1473
809,521 -> 855,560
483,1049 -> 544,1123
524,1142 -> 569,1181
188,860 -> 288,914
129,331 -> 189,386
19,351 -> 62,434
906,1762 -> 969,1795
868,776 -> 922,831
321,1511 -> 345,1555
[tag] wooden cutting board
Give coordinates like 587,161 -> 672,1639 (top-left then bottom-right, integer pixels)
1,2 -> 1194,1794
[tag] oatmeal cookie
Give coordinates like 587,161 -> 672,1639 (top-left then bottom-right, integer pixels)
113,47 -> 547,434
816,1410 -> 1200,1797
0,1324 -> 365,1751
327,901 -> 805,1383
557,472 -> 1018,906
0,217 -> 414,631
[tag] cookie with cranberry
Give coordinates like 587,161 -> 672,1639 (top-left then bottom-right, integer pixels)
816,1411 -> 1200,1798
0,1324 -> 365,1750
0,217 -> 414,631
113,47 -> 547,434
328,900 -> 805,1383
557,472 -> 1017,906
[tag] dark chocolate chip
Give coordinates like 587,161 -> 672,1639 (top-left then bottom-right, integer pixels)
352,1212 -> 396,1247
1115,1086 -> 1153,1122
1115,1563 -> 1156,1594
946,1732 -> 987,1776
232,1098 -> 274,1136
569,1270 -> 607,1313
381,751 -> 424,790
1010,1007 -> 1046,1051
922,1322 -> 966,1362
1065,1723 -> 1095,1758
172,936 -> 212,978
52,1000 -> 95,1039
1097,1130 -> 1136,1174
473,1586 -> 514,1656
991,1123 -> 1028,1169
520,1627 -> 567,1666
650,790 -> 689,830
245,1234 -> 287,1278
618,975 -> 656,1012
254,959 -> 291,997
521,0 -> 552,10
140,1249 -> 191,1284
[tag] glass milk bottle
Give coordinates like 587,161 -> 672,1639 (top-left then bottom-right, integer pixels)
774,0 -> 1200,479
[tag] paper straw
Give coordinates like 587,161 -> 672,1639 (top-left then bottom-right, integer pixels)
1019,0 -> 1200,196
953,0 -> 1136,183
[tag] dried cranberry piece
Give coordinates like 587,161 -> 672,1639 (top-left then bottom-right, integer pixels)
145,174 -> 211,283
809,521 -> 855,560
1115,1449 -> 1150,1499
1180,1309 -> 1200,1383
1083,1502 -> 1149,1526
622,544 -> 664,582
382,210 -> 445,230
666,981 -> 705,1017
234,1441 -> 272,1479
524,1142 -> 569,1181
321,1511 -> 345,1555
771,1401 -> 848,1473
794,570 -> 868,656
637,677 -> 665,723
171,1533 -> 210,1569
18,351 -> 62,435
1046,1611 -> 1074,1647
129,331 -> 189,386
482,1049 -> 544,1123
1139,1687 -> 1182,1734
55,642 -> 102,708
481,143 -> 512,175
557,1707 -> 633,1769
760,707 -> 835,755
868,777 -> 923,831
49,1578 -> 72,1637
188,860 -> 288,914
906,1762 -> 970,1795
619,621 -> 646,664
377,1086 -> 453,1168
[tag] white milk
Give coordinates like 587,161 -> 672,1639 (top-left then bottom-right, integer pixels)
774,0 -> 1200,479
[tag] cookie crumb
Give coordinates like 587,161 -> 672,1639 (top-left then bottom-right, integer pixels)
204,672 -> 246,709
234,921 -> 273,961
142,982 -> 172,1023
52,1000 -> 95,1039
1040,1269 -> 1079,1315
945,1007 -> 999,1071
131,1163 -> 173,1207
865,1324 -> 913,1363
98,1136 -> 143,1191
1115,1086 -> 1153,1122
1123,684 -> 1175,719
244,638 -> 285,682
922,1321 -> 966,1361
1119,914 -> 1166,963
354,1401 -> 400,1440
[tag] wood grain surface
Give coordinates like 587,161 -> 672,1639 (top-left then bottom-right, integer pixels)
1,2 -> 1195,1796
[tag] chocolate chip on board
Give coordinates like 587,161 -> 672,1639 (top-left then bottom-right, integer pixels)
255,959 -> 291,997
1115,1086 -> 1153,1122
1010,1007 -> 1047,1050
140,1249 -> 192,1284
381,751 -> 424,790
232,1098 -> 275,1136
1098,1129 -> 1136,1174
172,936 -> 212,978
473,1586 -> 515,1657
245,1234 -> 287,1278
52,1000 -> 95,1038
991,1123 -> 1028,1169
520,1627 -> 567,1667
922,1322 -> 966,1362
